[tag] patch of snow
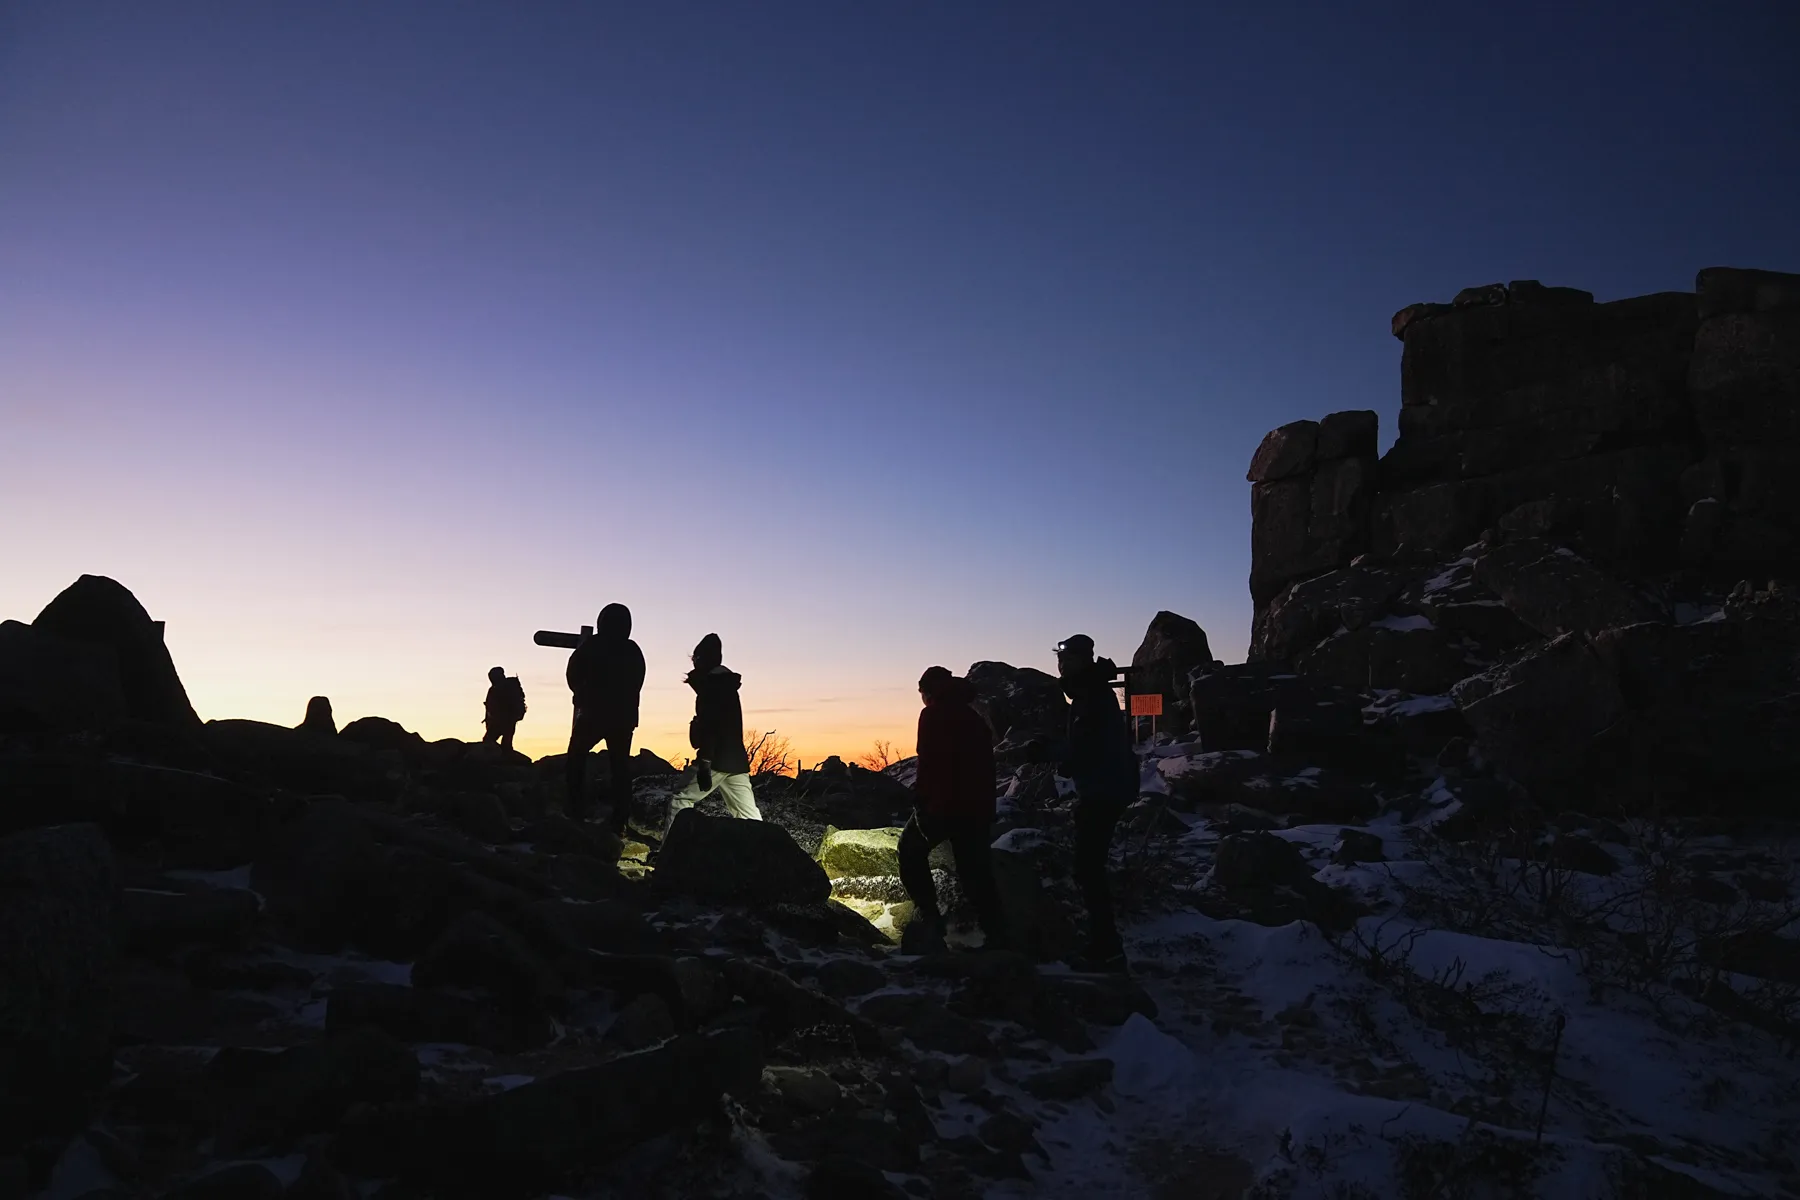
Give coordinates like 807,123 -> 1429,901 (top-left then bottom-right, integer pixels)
1384,693 -> 1456,716
164,864 -> 255,890
483,1074 -> 536,1091
1371,613 -> 1435,632
1103,1013 -> 1196,1098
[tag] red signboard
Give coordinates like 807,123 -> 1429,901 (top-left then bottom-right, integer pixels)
1128,693 -> 1164,717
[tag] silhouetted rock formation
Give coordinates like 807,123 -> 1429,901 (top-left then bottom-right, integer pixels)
299,695 -> 337,735
1129,611 -> 1215,725
32,574 -> 199,727
1244,266 -> 1800,812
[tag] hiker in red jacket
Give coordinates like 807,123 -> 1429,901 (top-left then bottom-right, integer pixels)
898,666 -> 1006,952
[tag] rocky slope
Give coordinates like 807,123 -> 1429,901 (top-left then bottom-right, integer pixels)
3,265 -> 1797,1199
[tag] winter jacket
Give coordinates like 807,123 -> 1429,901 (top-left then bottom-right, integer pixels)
687,666 -> 751,774
914,678 -> 998,822
485,677 -> 526,724
566,606 -> 647,730
1059,657 -> 1136,798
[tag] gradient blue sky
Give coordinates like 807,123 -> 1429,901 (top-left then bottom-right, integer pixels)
3,2 -> 1797,761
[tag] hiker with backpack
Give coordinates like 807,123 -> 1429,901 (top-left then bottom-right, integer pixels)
482,666 -> 526,752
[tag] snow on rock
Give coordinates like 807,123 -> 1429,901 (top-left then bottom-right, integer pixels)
1103,1013 -> 1197,1098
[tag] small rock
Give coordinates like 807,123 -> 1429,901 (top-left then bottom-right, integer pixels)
947,1056 -> 988,1094
977,1109 -> 1039,1155
1332,829 -> 1385,865
815,956 -> 888,998
605,992 -> 676,1051
1020,1058 -> 1114,1101
806,1154 -> 904,1200
159,1163 -> 283,1200
766,1066 -> 843,1114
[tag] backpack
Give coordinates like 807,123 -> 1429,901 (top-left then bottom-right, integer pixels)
503,677 -> 527,721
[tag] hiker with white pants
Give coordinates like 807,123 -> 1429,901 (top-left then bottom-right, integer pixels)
665,632 -> 763,836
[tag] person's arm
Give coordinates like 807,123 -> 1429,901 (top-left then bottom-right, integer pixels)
913,708 -> 944,813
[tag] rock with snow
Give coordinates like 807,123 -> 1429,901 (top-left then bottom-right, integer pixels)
1473,537 -> 1662,637
1452,633 -> 1626,798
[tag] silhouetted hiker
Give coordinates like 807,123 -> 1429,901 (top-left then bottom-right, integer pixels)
664,633 -> 762,837
1056,633 -> 1136,972
565,604 -> 646,832
299,695 -> 336,735
899,666 -> 1006,954
483,666 -> 526,751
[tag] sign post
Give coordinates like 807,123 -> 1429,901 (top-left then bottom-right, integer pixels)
1128,691 -> 1164,742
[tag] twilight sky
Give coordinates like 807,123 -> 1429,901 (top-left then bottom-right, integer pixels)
3,2 -> 1797,762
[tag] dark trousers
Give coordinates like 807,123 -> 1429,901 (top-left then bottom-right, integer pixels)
898,810 -> 1005,943
483,720 -> 517,752
566,714 -> 633,831
1072,790 -> 1128,959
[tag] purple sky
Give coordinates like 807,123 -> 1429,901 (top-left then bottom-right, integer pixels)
3,2 -> 1797,761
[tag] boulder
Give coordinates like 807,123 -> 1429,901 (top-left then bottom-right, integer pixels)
1249,456 -> 1374,609
410,911 -> 565,1013
1316,409 -> 1380,461
32,575 -> 199,726
1253,561 -> 1414,664
207,719 -> 395,803
1129,611 -> 1214,717
1452,634 -> 1626,798
655,810 -> 831,907
326,981 -> 553,1052
1246,420 -> 1319,483
1214,832 -> 1314,890
0,620 -> 128,733
989,842 -> 1078,963
817,826 -> 903,879
1294,622 -> 1479,696
0,823 -> 118,1159
122,883 -> 259,955
209,1026 -> 419,1135
298,696 -> 336,736
1187,663 -> 1365,753
338,715 -> 430,761
965,661 -> 1065,744
1472,539 -> 1660,638
337,1031 -> 763,1195
1332,829 -> 1385,865
95,761 -> 272,869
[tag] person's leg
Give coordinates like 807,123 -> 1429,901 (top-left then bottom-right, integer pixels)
716,772 -> 762,821
1072,791 -> 1126,962
482,723 -> 498,746
605,727 -> 635,834
500,723 -> 515,753
896,812 -> 942,929
949,820 -> 1006,949
566,713 -> 601,819
666,770 -> 712,834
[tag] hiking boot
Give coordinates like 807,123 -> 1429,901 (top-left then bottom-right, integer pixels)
900,916 -> 949,957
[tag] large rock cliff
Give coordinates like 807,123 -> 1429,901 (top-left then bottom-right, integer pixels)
1243,266 -> 1800,812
